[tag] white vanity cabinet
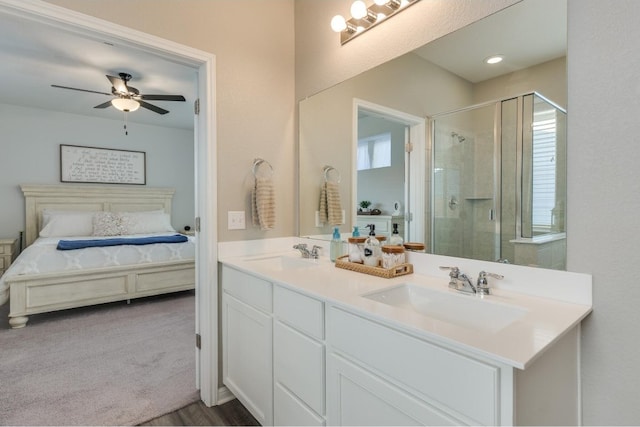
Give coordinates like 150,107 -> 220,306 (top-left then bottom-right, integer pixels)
326,306 -> 506,425
220,251 -> 586,426
326,305 -> 581,426
273,285 -> 326,426
221,265 -> 273,426
356,215 -> 404,240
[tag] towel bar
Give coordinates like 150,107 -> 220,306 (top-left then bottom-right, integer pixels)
253,158 -> 274,178
323,165 -> 341,183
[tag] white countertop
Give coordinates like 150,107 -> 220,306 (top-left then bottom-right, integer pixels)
219,240 -> 592,370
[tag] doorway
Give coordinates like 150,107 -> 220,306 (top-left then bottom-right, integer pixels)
0,0 -> 219,405
353,99 -> 425,242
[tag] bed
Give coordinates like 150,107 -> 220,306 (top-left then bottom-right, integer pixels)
1,184 -> 195,328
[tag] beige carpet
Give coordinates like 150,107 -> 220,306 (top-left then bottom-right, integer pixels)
0,291 -> 199,426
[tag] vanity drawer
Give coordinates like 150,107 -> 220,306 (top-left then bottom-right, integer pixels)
274,285 -> 324,340
222,265 -> 272,313
274,320 -> 325,416
327,306 -> 500,425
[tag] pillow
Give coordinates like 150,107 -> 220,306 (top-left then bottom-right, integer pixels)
92,212 -> 125,236
39,210 -> 95,237
119,210 -> 175,235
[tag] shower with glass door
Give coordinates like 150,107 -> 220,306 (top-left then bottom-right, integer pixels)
430,92 -> 567,268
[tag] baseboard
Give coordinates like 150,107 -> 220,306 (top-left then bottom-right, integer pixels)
216,385 -> 236,405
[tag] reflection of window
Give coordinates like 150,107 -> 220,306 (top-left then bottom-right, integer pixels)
532,110 -> 557,233
357,132 -> 391,170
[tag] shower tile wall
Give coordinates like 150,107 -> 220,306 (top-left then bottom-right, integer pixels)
432,104 -> 497,262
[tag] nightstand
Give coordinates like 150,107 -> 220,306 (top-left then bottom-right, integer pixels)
0,238 -> 19,277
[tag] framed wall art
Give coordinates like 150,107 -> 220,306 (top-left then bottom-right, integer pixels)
60,144 -> 146,185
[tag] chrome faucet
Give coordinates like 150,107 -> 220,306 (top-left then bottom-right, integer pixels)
476,271 -> 504,296
439,266 -> 503,296
293,243 -> 321,259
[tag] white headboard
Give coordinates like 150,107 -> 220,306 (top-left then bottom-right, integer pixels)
21,184 -> 175,247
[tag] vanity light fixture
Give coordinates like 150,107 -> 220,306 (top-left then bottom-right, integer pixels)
485,55 -> 504,65
111,97 -> 140,112
331,0 -> 420,45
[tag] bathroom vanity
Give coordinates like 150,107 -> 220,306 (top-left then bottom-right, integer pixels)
219,238 -> 592,426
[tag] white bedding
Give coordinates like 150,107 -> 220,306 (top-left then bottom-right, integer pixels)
0,233 -> 195,300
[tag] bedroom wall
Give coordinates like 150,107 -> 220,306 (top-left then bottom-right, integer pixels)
44,0 -> 296,242
0,103 -> 194,240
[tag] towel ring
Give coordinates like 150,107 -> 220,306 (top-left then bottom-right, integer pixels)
323,165 -> 341,184
253,158 -> 274,178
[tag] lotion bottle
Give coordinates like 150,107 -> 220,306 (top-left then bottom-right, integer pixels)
330,227 -> 343,262
389,223 -> 404,246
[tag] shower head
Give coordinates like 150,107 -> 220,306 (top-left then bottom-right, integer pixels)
451,132 -> 466,143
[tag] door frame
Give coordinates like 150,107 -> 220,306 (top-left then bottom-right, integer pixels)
0,0 -> 219,405
352,99 -> 426,242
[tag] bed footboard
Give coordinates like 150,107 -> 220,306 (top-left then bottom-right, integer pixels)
7,260 -> 195,328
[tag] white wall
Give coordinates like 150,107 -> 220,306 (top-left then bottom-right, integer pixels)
568,0 -> 640,424
0,103 -> 194,239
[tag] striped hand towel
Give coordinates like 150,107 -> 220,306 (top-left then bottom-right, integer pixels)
252,176 -> 276,230
319,182 -> 342,226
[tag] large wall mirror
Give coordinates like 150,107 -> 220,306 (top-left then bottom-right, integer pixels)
299,0 -> 567,270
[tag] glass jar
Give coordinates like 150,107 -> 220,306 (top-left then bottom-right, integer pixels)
348,237 -> 367,263
363,235 -> 382,267
381,245 -> 406,269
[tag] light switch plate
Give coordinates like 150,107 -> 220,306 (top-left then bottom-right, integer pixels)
228,211 -> 246,230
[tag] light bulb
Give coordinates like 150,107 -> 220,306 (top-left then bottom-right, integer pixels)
485,55 -> 504,64
374,0 -> 389,5
330,15 -> 347,32
112,98 -> 140,112
350,1 -> 367,19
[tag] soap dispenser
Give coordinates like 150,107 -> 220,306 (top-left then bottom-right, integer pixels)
330,227 -> 343,262
352,226 -> 360,237
363,224 -> 381,267
389,223 -> 403,246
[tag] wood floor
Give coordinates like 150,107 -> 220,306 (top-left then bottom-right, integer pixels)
140,399 -> 260,426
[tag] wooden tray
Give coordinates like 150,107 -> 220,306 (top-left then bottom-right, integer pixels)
335,255 -> 413,279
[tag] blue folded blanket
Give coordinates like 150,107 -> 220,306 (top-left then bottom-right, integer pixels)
57,234 -> 189,250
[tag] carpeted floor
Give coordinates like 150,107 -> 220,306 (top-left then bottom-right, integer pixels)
0,291 -> 200,426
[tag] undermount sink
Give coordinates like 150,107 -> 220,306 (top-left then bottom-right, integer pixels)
246,254 -> 321,271
362,283 -> 527,333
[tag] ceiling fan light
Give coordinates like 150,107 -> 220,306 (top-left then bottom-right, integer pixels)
112,97 -> 140,112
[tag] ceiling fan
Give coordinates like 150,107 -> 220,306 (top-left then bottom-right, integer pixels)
51,72 -> 186,115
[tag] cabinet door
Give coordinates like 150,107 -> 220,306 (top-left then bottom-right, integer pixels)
274,320 -> 325,415
274,382 -> 325,426
222,293 -> 273,426
327,353 -> 463,426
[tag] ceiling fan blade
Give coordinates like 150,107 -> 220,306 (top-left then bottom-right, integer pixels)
51,84 -> 111,96
94,100 -> 113,109
106,74 -> 129,94
139,100 -> 169,115
139,94 -> 186,102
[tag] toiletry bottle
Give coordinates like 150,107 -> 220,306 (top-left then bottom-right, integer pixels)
363,224 -> 381,267
352,226 -> 360,237
389,223 -> 403,246
330,227 -> 343,262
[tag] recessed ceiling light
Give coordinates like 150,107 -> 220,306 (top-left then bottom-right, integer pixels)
485,55 -> 504,65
